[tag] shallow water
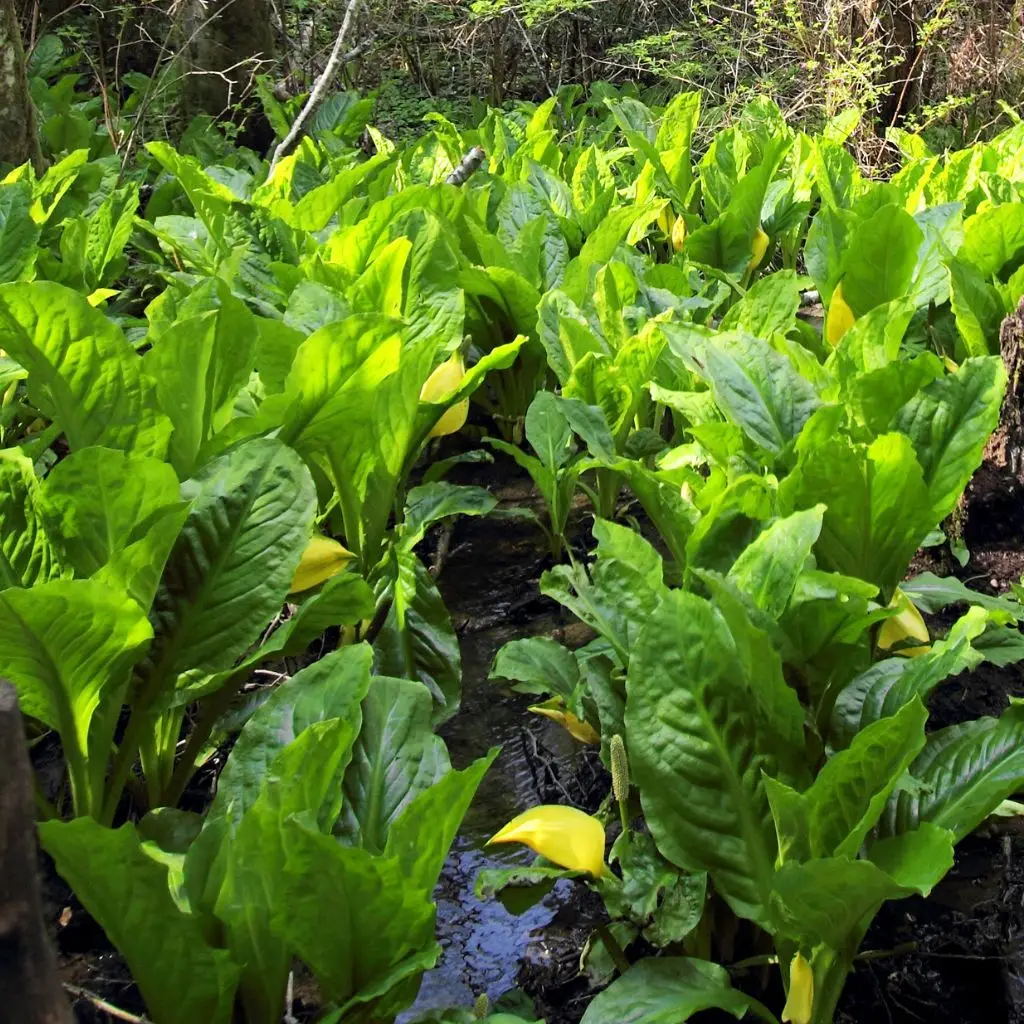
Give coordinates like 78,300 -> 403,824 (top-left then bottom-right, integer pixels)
401,607 -> 589,1020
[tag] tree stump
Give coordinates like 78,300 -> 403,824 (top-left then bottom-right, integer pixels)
0,682 -> 72,1023
987,297 -> 1024,483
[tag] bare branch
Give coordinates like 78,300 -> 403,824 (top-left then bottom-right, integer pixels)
268,0 -> 362,175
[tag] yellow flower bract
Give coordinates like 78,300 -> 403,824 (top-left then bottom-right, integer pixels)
421,353 -> 469,439
878,587 -> 931,657
289,534 -> 354,594
488,805 -> 606,877
528,702 -> 600,744
782,952 -> 814,1024
825,282 -> 856,347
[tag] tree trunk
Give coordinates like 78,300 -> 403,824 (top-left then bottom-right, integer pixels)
0,0 -> 43,171
852,0 -> 920,129
0,682 -> 73,1023
180,0 -> 277,126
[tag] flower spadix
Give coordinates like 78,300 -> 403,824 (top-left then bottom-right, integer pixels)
421,353 -> 469,439
488,805 -> 606,877
878,587 -> 931,657
290,534 -> 354,594
782,952 -> 814,1024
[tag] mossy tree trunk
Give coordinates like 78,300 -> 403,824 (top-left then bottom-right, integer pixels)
0,0 -> 43,171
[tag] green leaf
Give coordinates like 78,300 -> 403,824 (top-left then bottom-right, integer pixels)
727,506 -> 824,619
771,856 -> 914,949
399,482 -> 496,553
718,269 -> 803,340
384,750 -> 497,896
491,636 -> 581,702
841,204 -> 923,316
525,389 -> 576,469
39,818 -> 240,1024
279,820 -> 438,1015
142,439 -> 315,703
702,332 -> 821,456
805,699 -> 928,857
337,676 -> 450,852
0,449 -> 63,587
41,446 -> 180,577
264,573 -> 375,657
374,552 -> 462,722
867,823 -> 954,895
625,591 -> 792,927
0,282 -> 171,457
948,254 -> 1005,357
881,702 -> 1024,842
0,580 -> 151,814
779,429 -> 933,598
0,181 -> 40,282
211,645 -> 373,824
892,356 -> 1006,523
902,571 -> 1022,618
146,142 -> 236,254
829,641 -> 970,750
579,958 -> 760,1024
144,283 -> 257,477
961,202 -> 1024,277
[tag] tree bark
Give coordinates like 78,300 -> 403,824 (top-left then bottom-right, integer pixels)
0,682 -> 73,1023
0,0 -> 43,171
180,0 -> 278,121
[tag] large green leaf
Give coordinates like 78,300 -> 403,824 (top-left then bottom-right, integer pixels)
398,482 -> 496,553
702,332 -> 821,456
491,636 -> 581,702
948,254 -> 1005,357
881,702 -> 1024,842
0,282 -> 171,456
384,750 -> 497,896
779,427 -> 933,598
0,181 -> 39,282
805,699 -> 927,857
141,439 -> 315,704
626,590 -> 792,927
841,204 -> 923,316
336,675 -> 450,852
580,958 -> 759,1024
892,356 -> 1006,522
0,580 -> 151,812
213,718 -> 358,1024
726,506 -> 824,619
279,820 -> 438,1016
771,852 -> 939,950
41,446 -> 180,577
374,552 -> 462,722
211,645 -> 373,824
0,449 -> 62,587
39,818 -> 239,1024
144,282 -> 257,477
961,202 -> 1024,278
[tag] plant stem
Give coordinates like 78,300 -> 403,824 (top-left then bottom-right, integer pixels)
596,923 -> 631,976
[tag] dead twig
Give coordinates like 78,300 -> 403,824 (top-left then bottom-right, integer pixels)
64,985 -> 148,1023
268,0 -> 362,174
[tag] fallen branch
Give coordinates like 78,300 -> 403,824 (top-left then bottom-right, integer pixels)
64,984 -> 149,1023
446,147 -> 487,186
268,0 -> 362,174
